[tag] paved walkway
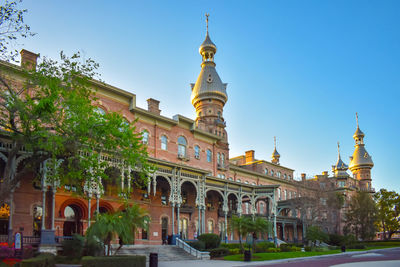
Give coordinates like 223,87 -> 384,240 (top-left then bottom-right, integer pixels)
158,247 -> 400,267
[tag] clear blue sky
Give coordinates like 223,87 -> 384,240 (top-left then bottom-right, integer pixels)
15,0 -> 400,192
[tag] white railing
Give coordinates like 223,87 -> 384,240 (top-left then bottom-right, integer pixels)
176,238 -> 210,260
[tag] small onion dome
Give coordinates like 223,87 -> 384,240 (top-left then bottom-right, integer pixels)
353,126 -> 365,139
199,32 -> 217,55
349,145 -> 374,171
272,147 -> 280,158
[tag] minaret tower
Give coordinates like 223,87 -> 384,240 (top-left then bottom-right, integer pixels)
191,14 -> 228,142
271,136 -> 280,164
332,142 -> 349,177
349,113 -> 374,191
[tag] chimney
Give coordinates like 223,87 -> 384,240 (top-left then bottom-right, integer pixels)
147,98 -> 161,115
301,173 -> 306,181
322,171 -> 328,176
20,49 -> 39,71
245,150 -> 255,164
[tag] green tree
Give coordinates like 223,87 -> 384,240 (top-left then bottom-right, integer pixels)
0,0 -> 35,61
229,215 -> 251,251
344,191 -> 377,240
306,225 -> 328,246
374,188 -> 400,240
327,192 -> 345,234
86,203 -> 150,256
0,51 -> 152,199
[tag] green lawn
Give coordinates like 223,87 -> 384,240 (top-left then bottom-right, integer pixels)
224,246 -> 400,261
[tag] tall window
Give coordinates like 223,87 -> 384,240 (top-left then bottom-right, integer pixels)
271,170 -> 274,176
285,189 -> 288,200
278,188 -> 281,200
208,220 -> 214,233
221,153 -> 225,167
142,130 -> 149,144
265,168 -> 268,175
277,171 -> 281,178
284,174 -> 287,179
206,149 -> 212,162
177,136 -> 187,157
161,135 -> 168,150
245,203 -> 249,214
217,153 -> 221,165
194,145 -> 200,159
259,202 -> 264,214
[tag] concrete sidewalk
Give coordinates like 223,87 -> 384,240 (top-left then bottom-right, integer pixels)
158,247 -> 400,267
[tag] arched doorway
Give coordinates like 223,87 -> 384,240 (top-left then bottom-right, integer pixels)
179,218 -> 188,239
0,203 -> 10,235
63,204 -> 83,236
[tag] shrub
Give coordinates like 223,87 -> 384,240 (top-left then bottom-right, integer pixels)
279,244 -> 294,252
81,255 -> 146,267
255,241 -> 274,252
0,244 -> 14,258
19,253 -> 55,267
208,247 -> 230,258
220,243 -> 241,249
229,248 -> 241,255
304,246 -> 312,252
187,241 -> 205,251
266,247 -> 279,253
23,245 -> 34,259
62,234 -> 84,258
198,234 -> 220,250
329,234 -> 345,246
84,239 -> 104,257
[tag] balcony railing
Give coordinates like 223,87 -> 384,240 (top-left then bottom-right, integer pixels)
176,237 -> 210,259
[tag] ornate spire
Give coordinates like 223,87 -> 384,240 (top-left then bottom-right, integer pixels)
332,141 -> 349,176
349,113 -> 373,172
353,112 -> 365,144
206,13 -> 209,34
271,136 -> 280,164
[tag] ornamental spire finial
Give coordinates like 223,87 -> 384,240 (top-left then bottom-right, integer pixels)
337,141 -> 341,157
274,136 -> 276,149
205,13 -> 209,34
356,112 -> 359,128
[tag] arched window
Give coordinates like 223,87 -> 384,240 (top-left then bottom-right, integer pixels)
244,181 -> 249,184
271,170 -> 274,176
217,153 -> 221,165
237,179 -> 241,183
288,175 -> 292,179
95,107 -> 106,115
208,220 -> 214,233
142,130 -> 149,144
228,177 -> 233,181
161,135 -> 168,150
277,172 -> 281,178
221,153 -> 225,167
284,174 -> 287,179
177,136 -> 187,158
285,189 -> 288,200
206,149 -> 212,162
245,203 -> 249,214
251,182 -> 256,185
194,145 -> 200,159
265,168 -> 268,175
278,188 -> 281,200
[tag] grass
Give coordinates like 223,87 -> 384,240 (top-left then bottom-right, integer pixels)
223,245 -> 400,261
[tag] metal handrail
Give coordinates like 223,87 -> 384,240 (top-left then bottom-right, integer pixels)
176,237 -> 210,259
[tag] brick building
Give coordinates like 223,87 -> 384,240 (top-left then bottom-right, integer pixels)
0,21 -> 374,248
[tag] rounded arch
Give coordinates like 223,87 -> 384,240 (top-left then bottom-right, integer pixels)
0,152 -> 7,163
90,201 -> 114,216
159,214 -> 170,224
94,105 -> 108,115
179,179 -> 197,193
205,188 -> 224,199
59,199 -> 88,220
241,194 -> 251,201
226,192 -> 239,200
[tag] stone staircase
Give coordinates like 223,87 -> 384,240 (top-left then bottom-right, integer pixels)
115,245 -> 198,262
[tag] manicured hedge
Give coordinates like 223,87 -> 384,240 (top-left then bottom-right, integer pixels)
197,234 -> 220,250
81,255 -> 146,267
187,240 -> 205,251
220,243 -> 241,249
19,253 -> 55,267
208,247 -> 230,258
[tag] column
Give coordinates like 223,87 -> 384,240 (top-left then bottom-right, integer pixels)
88,198 -> 91,227
41,188 -> 46,230
224,211 -> 228,243
201,207 -> 205,234
8,190 -> 14,244
302,223 -> 306,241
96,195 -> 100,219
51,188 -> 56,230
177,204 -> 181,237
273,214 -> 277,246
171,203 -> 175,235
282,222 -> 286,241
198,205 -> 201,236
293,223 -> 298,243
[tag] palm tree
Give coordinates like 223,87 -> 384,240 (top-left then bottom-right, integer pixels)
86,203 -> 150,255
229,215 -> 252,252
